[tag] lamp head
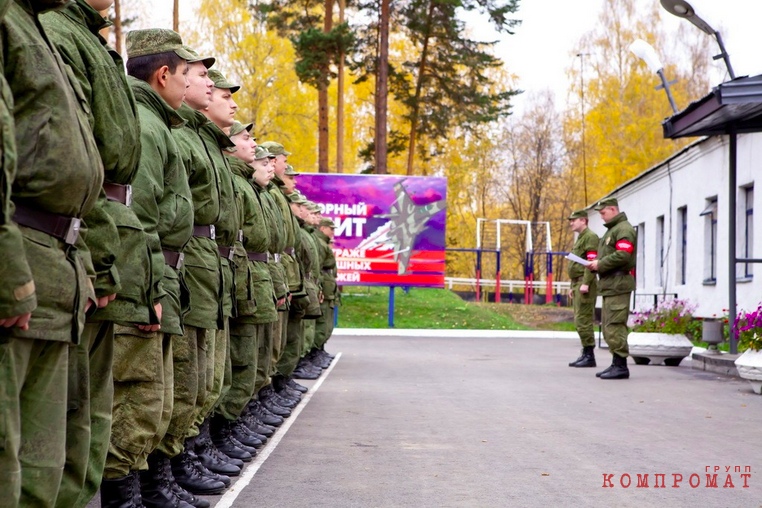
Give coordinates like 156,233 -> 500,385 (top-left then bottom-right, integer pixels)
660,0 -> 715,35
629,39 -> 663,74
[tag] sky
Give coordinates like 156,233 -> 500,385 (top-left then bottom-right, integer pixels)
157,0 -> 762,115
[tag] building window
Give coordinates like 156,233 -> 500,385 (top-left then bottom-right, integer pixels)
744,186 -> 754,278
636,223 -> 645,289
677,206 -> 687,285
656,216 -> 665,287
700,198 -> 718,284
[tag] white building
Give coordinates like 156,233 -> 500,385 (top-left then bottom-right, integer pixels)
586,133 -> 760,318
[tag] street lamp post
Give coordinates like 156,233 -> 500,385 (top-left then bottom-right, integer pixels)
660,0 -> 736,80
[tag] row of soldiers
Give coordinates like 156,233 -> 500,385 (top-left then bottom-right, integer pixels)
0,1 -> 340,507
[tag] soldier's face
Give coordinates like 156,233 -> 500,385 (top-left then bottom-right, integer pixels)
205,88 -> 238,129
273,154 -> 288,177
320,226 -> 334,239
569,218 -> 587,233
598,206 -> 618,223
161,62 -> 189,110
184,62 -> 214,110
252,158 -> 270,186
282,174 -> 297,194
231,131 -> 256,164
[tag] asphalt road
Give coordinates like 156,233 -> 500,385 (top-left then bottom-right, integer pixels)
207,336 -> 761,508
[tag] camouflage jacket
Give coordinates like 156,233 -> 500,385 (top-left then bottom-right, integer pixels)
228,157 -> 277,324
269,176 -> 303,295
41,0 -> 155,325
199,122 -> 238,320
313,228 -> 338,301
596,212 -> 636,297
173,104 -> 223,329
129,77 -> 193,335
257,182 -> 288,304
568,226 -> 599,287
1,0 -> 103,342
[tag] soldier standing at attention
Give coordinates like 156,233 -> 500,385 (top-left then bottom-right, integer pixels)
587,197 -> 636,380
0,0 -> 104,505
102,29 -> 195,508
312,218 -> 338,363
40,2 -> 150,506
566,210 -> 599,368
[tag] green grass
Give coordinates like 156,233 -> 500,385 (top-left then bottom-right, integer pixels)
337,286 -> 529,330
545,322 -> 578,332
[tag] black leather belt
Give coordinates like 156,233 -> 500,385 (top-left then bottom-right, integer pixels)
247,251 -> 269,262
322,267 -> 334,273
103,183 -> 132,206
218,246 -> 235,260
600,270 -> 629,279
284,247 -> 295,256
163,250 -> 184,269
193,224 -> 216,239
13,203 -> 81,245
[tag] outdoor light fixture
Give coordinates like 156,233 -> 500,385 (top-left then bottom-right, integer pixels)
629,39 -> 679,113
660,0 -> 736,80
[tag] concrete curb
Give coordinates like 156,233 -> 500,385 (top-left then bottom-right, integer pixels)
332,328 -> 581,340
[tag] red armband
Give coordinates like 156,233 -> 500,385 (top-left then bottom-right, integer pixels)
586,251 -> 597,261
615,240 -> 634,254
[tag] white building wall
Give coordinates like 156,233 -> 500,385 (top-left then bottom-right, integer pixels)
586,133 -> 761,318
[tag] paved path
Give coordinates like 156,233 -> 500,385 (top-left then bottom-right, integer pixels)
210,336 -> 761,508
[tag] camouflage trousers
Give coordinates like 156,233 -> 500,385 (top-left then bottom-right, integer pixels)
269,312 -> 287,378
255,323 -> 275,395
0,338 -> 68,508
187,327 -> 213,439
56,321 -> 114,508
200,320 -> 231,421
218,323 -> 263,420
602,293 -> 631,358
302,319 -> 316,356
104,328 -> 173,478
572,281 -> 597,348
277,312 -> 303,378
156,326 -> 200,458
313,301 -> 335,350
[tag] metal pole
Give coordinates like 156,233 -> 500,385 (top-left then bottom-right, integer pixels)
476,250 -> 482,303
388,286 -> 395,328
729,127 -> 738,353
713,31 -> 736,80
495,251 -> 501,303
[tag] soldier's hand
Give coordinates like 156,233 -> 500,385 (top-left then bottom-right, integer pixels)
568,288 -> 573,299
97,293 -> 117,309
319,291 -> 324,304
137,303 -> 162,332
0,312 -> 32,331
580,284 -> 589,294
588,260 -> 598,272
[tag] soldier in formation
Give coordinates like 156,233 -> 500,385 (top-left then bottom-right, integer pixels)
0,6 -> 339,507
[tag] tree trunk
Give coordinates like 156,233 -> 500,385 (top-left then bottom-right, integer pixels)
375,0 -> 390,174
318,0 -> 334,173
114,0 -> 123,55
336,0 -> 346,173
405,0 -> 435,176
173,0 -> 179,32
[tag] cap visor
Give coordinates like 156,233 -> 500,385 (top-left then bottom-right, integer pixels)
174,47 -> 196,61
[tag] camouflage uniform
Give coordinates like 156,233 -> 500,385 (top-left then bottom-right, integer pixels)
40,2 -> 147,505
313,222 -> 338,350
104,64 -> 194,479
0,1 -> 104,505
567,219 -> 599,349
220,153 -> 278,420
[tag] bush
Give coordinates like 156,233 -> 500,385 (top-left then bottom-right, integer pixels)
632,299 -> 696,335
734,304 -> 762,351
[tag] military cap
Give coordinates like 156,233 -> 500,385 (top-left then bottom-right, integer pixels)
253,146 -> 270,160
126,29 -> 195,60
229,121 -> 254,138
208,69 -> 241,94
567,209 -> 588,220
306,202 -> 321,213
288,191 -> 307,204
182,45 -> 215,69
320,218 -> 336,229
260,141 -> 292,156
284,164 -> 298,176
594,197 -> 619,211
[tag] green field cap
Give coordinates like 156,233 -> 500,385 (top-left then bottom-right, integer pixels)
253,146 -> 270,160
288,191 -> 307,204
208,69 -> 240,93
260,141 -> 292,156
320,218 -> 336,228
568,209 -> 588,220
182,45 -> 215,69
594,197 -> 619,211
284,164 -> 298,176
229,121 -> 253,138
126,29 -> 195,60
306,202 -> 321,213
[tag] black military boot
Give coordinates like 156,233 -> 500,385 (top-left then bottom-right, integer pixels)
274,375 -> 302,401
170,446 -> 226,496
571,346 -> 596,368
263,384 -> 298,408
184,437 -> 231,488
292,363 -> 320,380
248,399 -> 284,426
171,482 -> 210,508
241,410 -> 275,437
210,414 -> 253,462
101,473 -> 140,508
232,418 -> 266,447
287,377 -> 309,393
309,349 -> 331,369
195,420 -> 243,476
599,354 -> 630,380
259,389 -> 292,417
140,451 -> 194,508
